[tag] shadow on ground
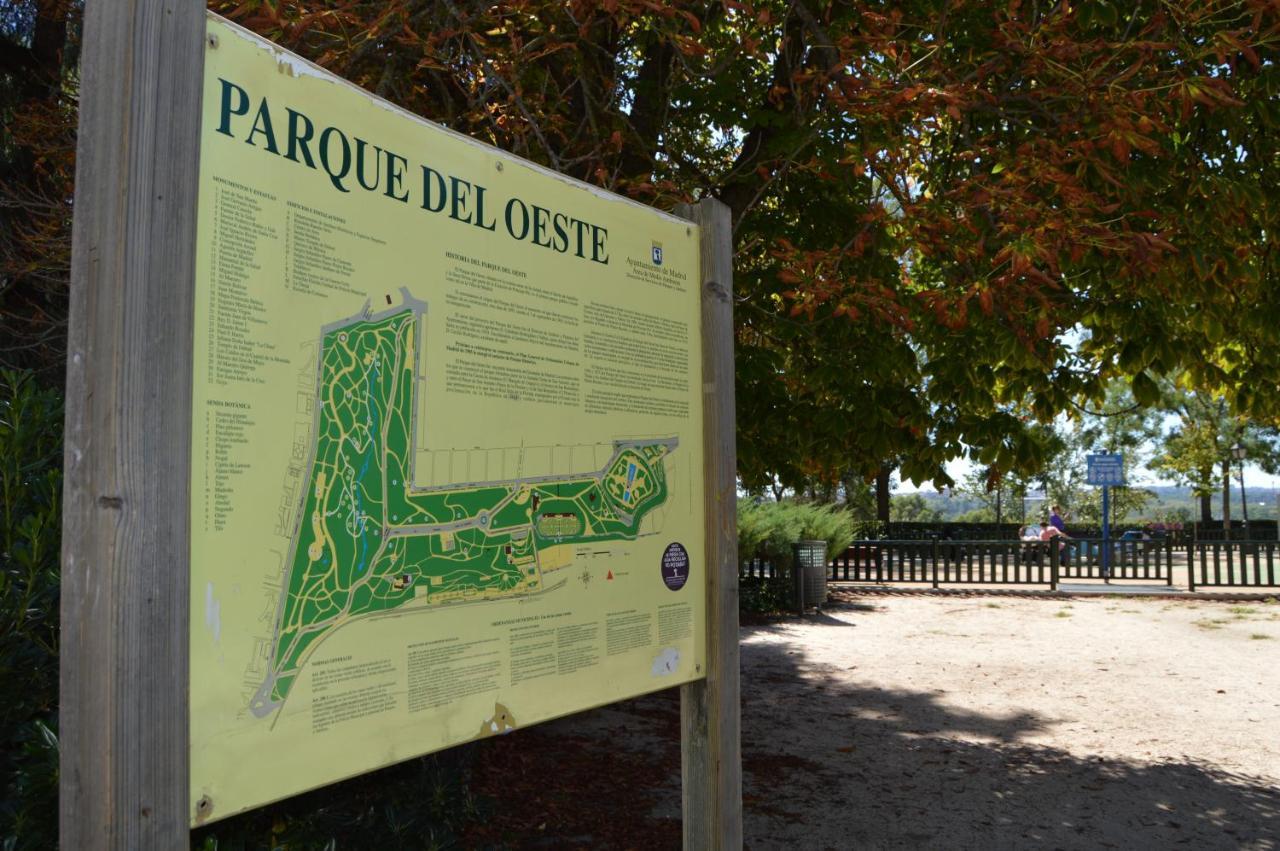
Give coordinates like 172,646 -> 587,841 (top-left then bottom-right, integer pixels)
739,615 -> 1279,850
462,607 -> 1279,850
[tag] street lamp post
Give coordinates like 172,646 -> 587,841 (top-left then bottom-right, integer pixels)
1231,443 -> 1248,540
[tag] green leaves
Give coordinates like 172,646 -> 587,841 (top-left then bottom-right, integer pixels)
1131,372 -> 1161,408
0,370 -> 64,849
1077,1 -> 1121,30
737,498 -> 858,564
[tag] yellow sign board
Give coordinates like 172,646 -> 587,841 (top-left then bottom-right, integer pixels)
190,14 -> 704,824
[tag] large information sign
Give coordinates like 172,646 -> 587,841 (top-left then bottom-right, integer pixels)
190,16 -> 705,822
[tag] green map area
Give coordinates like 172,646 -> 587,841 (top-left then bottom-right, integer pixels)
250,293 -> 674,717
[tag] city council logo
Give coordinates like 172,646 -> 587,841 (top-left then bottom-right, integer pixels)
651,241 -> 664,266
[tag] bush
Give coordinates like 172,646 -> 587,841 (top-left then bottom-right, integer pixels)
737,500 -> 857,615
0,370 -> 63,850
738,499 -> 857,570
191,749 -> 483,850
736,498 -> 773,561
737,575 -> 791,615
851,519 -> 884,541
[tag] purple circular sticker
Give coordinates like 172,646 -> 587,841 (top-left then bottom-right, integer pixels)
661,542 -> 690,591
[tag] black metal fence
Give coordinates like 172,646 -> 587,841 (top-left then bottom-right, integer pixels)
857,521 -> 1202,545
742,537 -> 1176,590
1186,540 -> 1280,591
742,538 -> 1280,593
1189,520 -> 1277,541
1059,538 -> 1174,582
831,540 -> 1059,587
739,557 -> 786,580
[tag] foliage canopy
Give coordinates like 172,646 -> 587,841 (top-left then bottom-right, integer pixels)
4,1 -> 1280,485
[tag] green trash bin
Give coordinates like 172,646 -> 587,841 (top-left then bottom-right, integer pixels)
791,539 -> 829,612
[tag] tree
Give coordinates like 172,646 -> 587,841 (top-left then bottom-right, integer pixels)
8,0 -> 1280,483
1150,395 -> 1233,524
1030,382 -> 1162,527
0,1 -> 77,381
1150,381 -> 1280,528
955,466 -> 1034,526
889,492 -> 942,523
1071,486 -> 1158,527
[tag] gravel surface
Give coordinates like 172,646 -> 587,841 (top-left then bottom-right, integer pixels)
466,592 -> 1280,849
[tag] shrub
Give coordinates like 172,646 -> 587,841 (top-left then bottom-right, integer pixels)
735,499 -> 767,561
0,370 -> 63,849
191,749 -> 482,849
738,499 -> 856,569
736,500 -> 857,615
851,519 -> 884,541
793,502 -> 856,558
737,576 -> 791,615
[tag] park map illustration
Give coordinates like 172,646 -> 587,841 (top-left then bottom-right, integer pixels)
249,291 -> 675,717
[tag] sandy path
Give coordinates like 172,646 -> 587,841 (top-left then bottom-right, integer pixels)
465,593 -> 1280,849
739,593 -> 1280,850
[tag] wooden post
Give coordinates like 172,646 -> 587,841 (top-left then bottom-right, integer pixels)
677,198 -> 742,849
60,2 -> 204,847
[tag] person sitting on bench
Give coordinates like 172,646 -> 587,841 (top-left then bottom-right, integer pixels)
1039,521 -> 1071,567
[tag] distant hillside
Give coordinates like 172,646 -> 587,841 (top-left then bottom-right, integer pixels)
904,486 -> 1280,522
1141,485 -> 1279,522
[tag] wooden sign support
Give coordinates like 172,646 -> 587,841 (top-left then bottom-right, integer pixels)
678,199 -> 743,850
61,4 -> 740,848
60,1 -> 203,847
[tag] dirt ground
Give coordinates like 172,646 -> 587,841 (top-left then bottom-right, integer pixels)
463,591 -> 1280,850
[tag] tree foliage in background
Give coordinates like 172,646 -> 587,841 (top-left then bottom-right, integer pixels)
0,1 -> 77,381
7,1 -> 1280,486
948,475 -> 1018,524
1029,383 -> 1160,525
1150,378 -> 1280,525
889,492 -> 942,524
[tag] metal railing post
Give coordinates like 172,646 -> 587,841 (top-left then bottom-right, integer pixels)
931,538 -> 940,589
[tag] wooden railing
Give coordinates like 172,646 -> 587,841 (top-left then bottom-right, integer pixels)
1186,540 -> 1280,591
743,539 -> 1280,593
742,537 -> 1177,589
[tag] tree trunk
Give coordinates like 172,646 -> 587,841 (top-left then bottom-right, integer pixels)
875,464 -> 891,523
1199,493 -> 1212,524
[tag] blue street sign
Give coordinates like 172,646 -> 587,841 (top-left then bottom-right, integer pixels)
1086,452 -> 1124,579
1086,453 -> 1125,487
